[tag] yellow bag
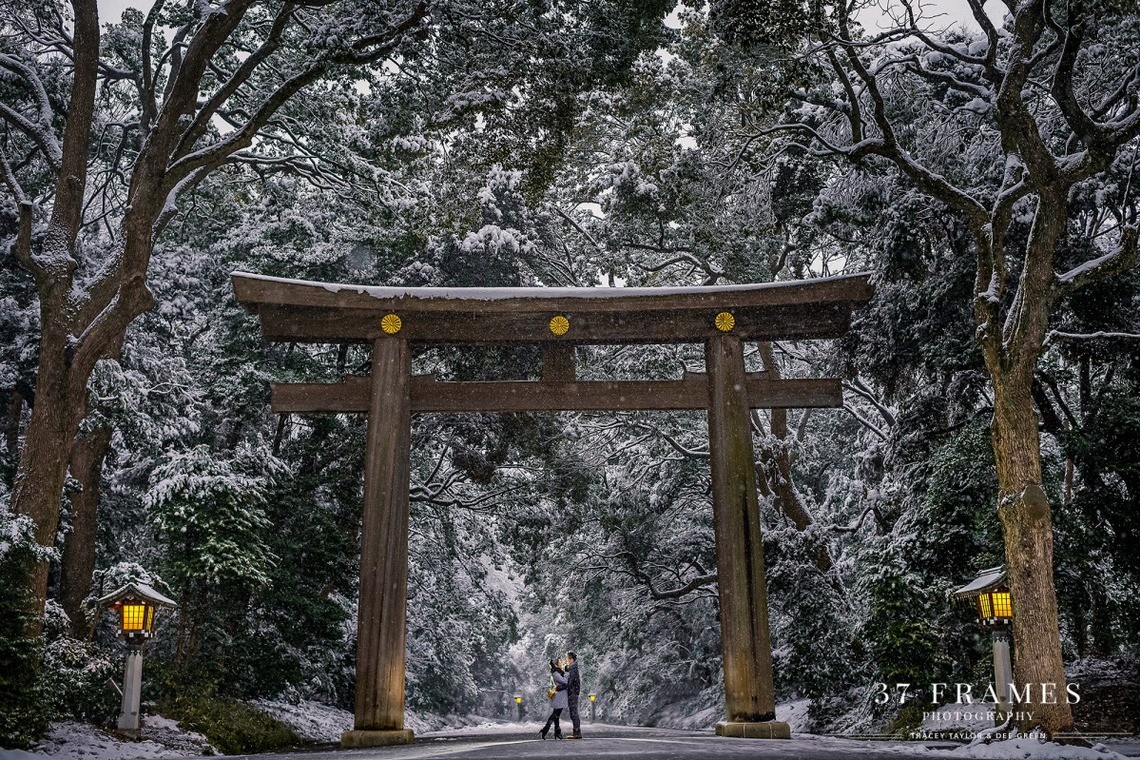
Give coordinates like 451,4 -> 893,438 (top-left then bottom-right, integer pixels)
547,688 -> 557,700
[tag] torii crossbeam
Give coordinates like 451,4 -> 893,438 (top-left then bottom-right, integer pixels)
231,271 -> 874,747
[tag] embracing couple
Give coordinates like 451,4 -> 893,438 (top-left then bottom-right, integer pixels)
540,651 -> 582,740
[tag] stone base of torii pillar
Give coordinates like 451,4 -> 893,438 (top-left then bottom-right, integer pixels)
715,721 -> 792,739
341,729 -> 415,747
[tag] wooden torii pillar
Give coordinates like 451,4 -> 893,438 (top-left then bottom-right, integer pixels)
231,272 -> 874,747
348,337 -> 413,746
707,334 -> 784,737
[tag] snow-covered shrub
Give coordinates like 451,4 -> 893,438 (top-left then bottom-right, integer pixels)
158,694 -> 301,755
0,512 -> 52,747
39,635 -> 119,724
95,561 -> 168,593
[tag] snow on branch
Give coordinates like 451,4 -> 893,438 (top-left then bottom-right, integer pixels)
1054,224 -> 1139,292
775,32 -> 993,232
602,550 -> 718,602
627,422 -> 710,460
844,378 -> 896,429
166,2 -> 428,184
829,503 -> 886,534
0,53 -> 61,168
171,0 -> 299,162
1046,330 -> 1140,344
842,404 -> 888,442
0,148 -> 36,273
0,99 -> 62,170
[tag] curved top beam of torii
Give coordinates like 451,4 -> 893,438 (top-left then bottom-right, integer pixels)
231,270 -> 874,345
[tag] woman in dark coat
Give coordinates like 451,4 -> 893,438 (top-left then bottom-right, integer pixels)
540,658 -> 568,740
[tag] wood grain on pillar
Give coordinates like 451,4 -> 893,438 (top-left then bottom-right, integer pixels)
354,337 -> 412,731
541,344 -> 576,382
705,335 -> 777,723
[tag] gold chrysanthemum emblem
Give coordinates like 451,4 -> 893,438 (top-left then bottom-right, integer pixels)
549,315 -> 570,336
381,313 -> 402,334
714,311 -> 735,332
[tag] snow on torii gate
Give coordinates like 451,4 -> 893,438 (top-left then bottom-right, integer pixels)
231,271 -> 874,748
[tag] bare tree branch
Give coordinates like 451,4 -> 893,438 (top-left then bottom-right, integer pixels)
607,551 -> 718,601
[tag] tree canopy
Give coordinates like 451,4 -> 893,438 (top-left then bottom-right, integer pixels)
1,0 -> 1138,748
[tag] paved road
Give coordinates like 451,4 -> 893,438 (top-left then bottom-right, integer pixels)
231,725 -> 1140,760
232,725 -> 945,760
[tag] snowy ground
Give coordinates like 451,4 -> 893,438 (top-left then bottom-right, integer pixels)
648,695 -> 811,732
238,727 -> 1140,759
776,697 -> 813,732
419,719 -> 546,738
0,715 -> 213,759
252,700 -> 504,743
252,699 -> 351,744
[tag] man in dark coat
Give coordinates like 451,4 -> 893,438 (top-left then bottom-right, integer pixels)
565,650 -> 582,738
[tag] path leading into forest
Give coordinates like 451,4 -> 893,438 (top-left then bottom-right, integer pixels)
231,723 -> 1105,760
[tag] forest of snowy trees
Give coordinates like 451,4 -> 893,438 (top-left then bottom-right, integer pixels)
2,0 -> 1138,752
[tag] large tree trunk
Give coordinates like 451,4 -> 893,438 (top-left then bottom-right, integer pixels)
7,0 -> 100,630
59,423 -> 113,639
6,0 -> 428,632
972,182 -> 1077,737
991,367 -> 1073,736
11,324 -> 93,632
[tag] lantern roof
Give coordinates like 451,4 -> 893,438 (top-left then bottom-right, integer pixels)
952,566 -> 1007,598
97,582 -> 177,608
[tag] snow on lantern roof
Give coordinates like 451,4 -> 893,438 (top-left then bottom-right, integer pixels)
98,582 -> 177,608
952,566 -> 1007,598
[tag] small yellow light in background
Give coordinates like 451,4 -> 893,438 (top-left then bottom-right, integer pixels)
381,314 -> 402,334
588,693 -> 597,703
715,311 -> 735,332
514,695 -> 523,704
549,315 -> 570,336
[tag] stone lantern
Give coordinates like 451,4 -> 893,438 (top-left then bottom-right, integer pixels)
953,566 -> 1013,724
99,582 -> 177,738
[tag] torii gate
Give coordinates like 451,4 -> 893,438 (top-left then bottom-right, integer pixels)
231,271 -> 874,747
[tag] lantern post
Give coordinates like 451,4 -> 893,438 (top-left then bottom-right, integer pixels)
514,694 -> 523,722
98,583 -> 177,738
953,566 -> 1013,725
588,692 -> 597,722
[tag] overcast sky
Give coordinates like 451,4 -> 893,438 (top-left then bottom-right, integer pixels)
97,0 -> 1001,33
